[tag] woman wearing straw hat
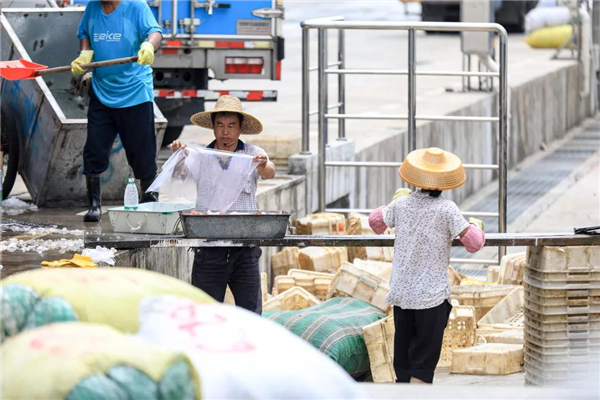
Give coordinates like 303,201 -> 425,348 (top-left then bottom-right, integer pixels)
170,95 -> 275,314
369,147 -> 485,384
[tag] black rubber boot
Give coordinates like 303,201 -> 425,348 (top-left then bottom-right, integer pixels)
83,174 -> 102,222
140,176 -> 159,203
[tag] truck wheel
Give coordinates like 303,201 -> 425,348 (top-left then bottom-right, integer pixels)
161,126 -> 184,148
1,109 -> 19,199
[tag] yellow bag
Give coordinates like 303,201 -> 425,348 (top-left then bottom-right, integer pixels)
1,268 -> 215,338
1,323 -> 201,400
524,25 -> 573,49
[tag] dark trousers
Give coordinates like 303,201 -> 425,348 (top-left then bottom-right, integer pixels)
192,247 -> 262,314
83,88 -> 157,180
393,300 -> 452,384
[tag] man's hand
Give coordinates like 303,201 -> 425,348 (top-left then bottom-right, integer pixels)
71,50 -> 94,75
253,154 -> 268,170
138,42 -> 155,65
253,154 -> 275,179
169,140 -> 187,152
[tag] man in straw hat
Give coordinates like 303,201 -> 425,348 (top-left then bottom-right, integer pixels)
368,147 -> 485,385
170,95 -> 275,313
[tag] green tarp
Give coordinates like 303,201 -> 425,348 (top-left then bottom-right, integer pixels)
264,297 -> 386,379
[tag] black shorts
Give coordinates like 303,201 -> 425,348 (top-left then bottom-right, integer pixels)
83,88 -> 157,180
393,300 -> 453,383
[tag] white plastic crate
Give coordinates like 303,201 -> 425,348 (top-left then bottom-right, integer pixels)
108,202 -> 193,234
528,246 -> 600,272
524,358 -> 599,382
478,287 -> 524,330
525,289 -> 600,307
524,351 -> 595,373
526,266 -> 600,283
524,293 -> 600,315
525,310 -> 600,333
524,323 -> 600,341
524,329 -> 600,349
524,307 -> 600,324
524,273 -> 600,290
524,343 -> 600,364
524,282 -> 600,301
450,284 -> 518,321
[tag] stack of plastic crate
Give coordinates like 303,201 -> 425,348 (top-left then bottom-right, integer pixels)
523,245 -> 600,386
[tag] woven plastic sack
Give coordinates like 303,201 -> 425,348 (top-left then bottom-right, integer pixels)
134,295 -> 365,399
1,268 -> 214,340
524,25 -> 573,49
148,147 -> 258,212
264,297 -> 386,379
1,323 -> 201,400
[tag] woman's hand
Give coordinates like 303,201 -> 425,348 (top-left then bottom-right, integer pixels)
169,140 -> 187,152
468,217 -> 484,230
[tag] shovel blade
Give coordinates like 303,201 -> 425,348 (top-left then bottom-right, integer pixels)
0,58 -> 48,80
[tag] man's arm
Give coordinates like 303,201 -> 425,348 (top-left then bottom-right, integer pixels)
255,155 -> 276,179
147,31 -> 162,50
80,38 -> 92,51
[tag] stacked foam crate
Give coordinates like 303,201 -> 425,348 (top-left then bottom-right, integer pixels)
523,246 -> 600,386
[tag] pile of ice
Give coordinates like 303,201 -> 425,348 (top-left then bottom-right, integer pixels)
0,198 -> 38,216
1,222 -> 83,236
82,246 -> 117,265
0,238 -> 84,255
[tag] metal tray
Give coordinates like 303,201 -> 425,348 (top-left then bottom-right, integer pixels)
180,211 -> 291,239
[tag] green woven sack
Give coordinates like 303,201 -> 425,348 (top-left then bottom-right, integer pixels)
264,297 -> 385,379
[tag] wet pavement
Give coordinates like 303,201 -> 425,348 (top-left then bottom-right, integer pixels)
0,208 -> 111,278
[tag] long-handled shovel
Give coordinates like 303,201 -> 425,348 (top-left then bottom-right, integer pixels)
0,56 -> 138,81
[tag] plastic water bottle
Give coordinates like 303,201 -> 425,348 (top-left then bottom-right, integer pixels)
124,178 -> 139,207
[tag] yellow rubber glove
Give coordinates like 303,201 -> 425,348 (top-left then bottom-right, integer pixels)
71,50 -> 94,75
137,42 -> 155,65
392,188 -> 412,201
69,254 -> 98,269
469,217 -> 484,230
41,260 -> 72,268
41,254 -> 97,269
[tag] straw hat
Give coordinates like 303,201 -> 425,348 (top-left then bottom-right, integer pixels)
189,95 -> 263,135
399,147 -> 466,190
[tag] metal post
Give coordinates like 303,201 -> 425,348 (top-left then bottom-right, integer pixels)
171,0 -> 177,38
593,0 -> 600,110
318,28 -> 328,212
337,28 -> 346,140
408,28 -> 417,152
301,27 -> 311,153
498,31 -> 508,261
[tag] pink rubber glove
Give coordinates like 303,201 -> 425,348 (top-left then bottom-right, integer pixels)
460,225 -> 485,253
369,206 -> 388,235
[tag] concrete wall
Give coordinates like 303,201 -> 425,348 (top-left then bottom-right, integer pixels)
289,140 -> 356,213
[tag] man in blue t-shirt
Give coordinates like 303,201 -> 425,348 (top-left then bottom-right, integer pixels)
72,0 -> 162,222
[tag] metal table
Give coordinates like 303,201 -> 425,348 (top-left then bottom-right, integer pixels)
84,232 -> 600,249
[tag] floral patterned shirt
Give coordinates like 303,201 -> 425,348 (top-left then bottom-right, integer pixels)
382,191 -> 469,310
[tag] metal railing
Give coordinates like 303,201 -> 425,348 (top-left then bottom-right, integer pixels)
300,18 -> 509,265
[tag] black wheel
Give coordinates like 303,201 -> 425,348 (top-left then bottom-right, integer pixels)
1,108 -> 19,199
161,126 -> 184,148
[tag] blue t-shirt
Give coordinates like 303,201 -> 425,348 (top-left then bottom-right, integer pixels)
77,0 -> 162,108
